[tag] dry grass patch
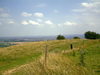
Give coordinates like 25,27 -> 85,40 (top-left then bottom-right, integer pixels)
6,53 -> 92,75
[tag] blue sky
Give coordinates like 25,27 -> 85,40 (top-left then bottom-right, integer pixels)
0,0 -> 100,37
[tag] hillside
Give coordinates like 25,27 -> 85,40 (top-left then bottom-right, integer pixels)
0,39 -> 100,75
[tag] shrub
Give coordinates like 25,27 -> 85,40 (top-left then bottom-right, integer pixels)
73,37 -> 80,39
56,35 -> 65,40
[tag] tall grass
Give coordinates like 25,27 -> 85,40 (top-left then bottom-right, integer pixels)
0,39 -> 99,75
6,53 -> 92,75
0,39 -> 82,72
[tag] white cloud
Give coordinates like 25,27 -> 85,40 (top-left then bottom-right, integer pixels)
34,12 -> 44,18
21,20 -> 40,25
57,24 -> 62,27
45,20 -> 53,25
21,12 -> 32,17
0,8 -> 9,18
81,1 -> 100,8
28,20 -> 40,25
93,9 -> 100,13
81,3 -> 93,8
0,8 -> 17,25
8,21 -> 15,24
72,9 -> 86,12
0,13 -> 9,17
21,21 -> 29,25
72,0 -> 100,29
64,21 -> 77,26
36,19 -> 43,22
74,1 -> 100,13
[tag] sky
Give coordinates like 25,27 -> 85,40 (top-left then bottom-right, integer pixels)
0,0 -> 100,37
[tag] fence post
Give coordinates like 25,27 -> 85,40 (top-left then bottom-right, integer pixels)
44,44 -> 48,66
70,44 -> 75,56
70,44 -> 73,49
79,50 -> 85,66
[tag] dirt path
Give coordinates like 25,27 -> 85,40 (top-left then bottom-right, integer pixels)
62,48 -> 80,54
3,63 -> 30,75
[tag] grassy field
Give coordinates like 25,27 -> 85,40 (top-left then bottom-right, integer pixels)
0,39 -> 100,75
65,40 -> 100,75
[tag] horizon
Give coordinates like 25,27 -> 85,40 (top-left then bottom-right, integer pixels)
0,34 -> 84,38
0,0 -> 100,37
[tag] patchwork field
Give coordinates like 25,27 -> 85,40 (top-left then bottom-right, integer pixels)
0,39 -> 100,75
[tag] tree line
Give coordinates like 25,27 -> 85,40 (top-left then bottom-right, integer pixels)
57,31 -> 100,40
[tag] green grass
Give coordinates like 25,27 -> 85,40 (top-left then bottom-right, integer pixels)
64,40 -> 100,75
9,53 -> 91,75
0,39 -> 100,75
0,40 -> 72,72
0,42 -> 43,72
0,53 -> 41,71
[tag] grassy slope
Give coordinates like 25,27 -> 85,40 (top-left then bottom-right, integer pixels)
9,53 -> 91,75
0,39 -> 100,75
65,40 -> 100,75
0,40 -> 75,72
0,42 -> 43,71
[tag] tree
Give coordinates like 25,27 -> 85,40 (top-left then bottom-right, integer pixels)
73,36 -> 80,39
85,31 -> 100,39
56,35 -> 65,40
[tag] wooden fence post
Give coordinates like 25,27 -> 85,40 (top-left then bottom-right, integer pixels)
44,44 -> 48,66
70,44 -> 75,56
79,50 -> 85,66
70,44 -> 73,49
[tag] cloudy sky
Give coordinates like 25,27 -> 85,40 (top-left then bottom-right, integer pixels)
0,0 -> 100,37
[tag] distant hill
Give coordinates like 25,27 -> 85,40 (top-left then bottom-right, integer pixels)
0,34 -> 84,42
